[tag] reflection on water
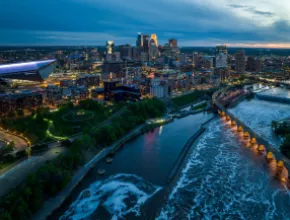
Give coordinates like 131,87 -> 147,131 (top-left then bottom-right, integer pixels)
57,113 -> 213,219
159,119 -> 290,219
229,99 -> 290,147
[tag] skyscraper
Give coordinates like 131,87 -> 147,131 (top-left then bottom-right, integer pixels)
143,35 -> 149,53
119,44 -> 132,60
215,45 -> 227,68
247,56 -> 262,72
106,41 -> 114,54
150,34 -> 158,47
169,39 -> 178,48
235,50 -> 246,73
149,38 -> 158,62
136,33 -> 143,48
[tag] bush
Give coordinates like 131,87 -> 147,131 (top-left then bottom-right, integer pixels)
31,144 -> 48,153
15,150 -> 28,159
61,139 -> 72,147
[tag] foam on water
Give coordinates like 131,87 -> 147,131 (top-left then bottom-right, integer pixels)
229,98 -> 290,147
60,174 -> 162,220
158,119 -> 290,220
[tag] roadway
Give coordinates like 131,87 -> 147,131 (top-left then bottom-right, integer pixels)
0,130 -> 28,151
0,107 -> 127,198
0,146 -> 67,198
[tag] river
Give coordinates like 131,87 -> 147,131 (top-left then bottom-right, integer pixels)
229,98 -> 290,148
159,118 -> 290,219
55,96 -> 290,220
54,112 -> 213,219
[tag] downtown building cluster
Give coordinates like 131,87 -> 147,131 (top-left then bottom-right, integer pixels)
1,33 -> 288,117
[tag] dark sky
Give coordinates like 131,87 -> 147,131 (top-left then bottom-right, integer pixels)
1,0 -> 290,47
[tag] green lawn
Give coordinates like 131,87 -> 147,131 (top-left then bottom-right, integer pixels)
172,89 -> 217,107
172,90 -> 207,107
0,100 -> 111,144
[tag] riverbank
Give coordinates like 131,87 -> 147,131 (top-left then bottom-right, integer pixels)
142,115 -> 217,218
34,114 -> 181,219
33,124 -> 146,220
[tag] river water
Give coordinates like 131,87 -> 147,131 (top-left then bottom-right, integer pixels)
57,95 -> 290,220
158,118 -> 290,219
56,112 -> 213,219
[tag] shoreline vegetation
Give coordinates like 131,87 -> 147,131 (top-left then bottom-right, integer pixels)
171,89 -> 217,108
272,120 -> 290,159
0,99 -> 114,145
0,98 -> 166,220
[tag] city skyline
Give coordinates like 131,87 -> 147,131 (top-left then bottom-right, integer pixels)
1,0 -> 290,48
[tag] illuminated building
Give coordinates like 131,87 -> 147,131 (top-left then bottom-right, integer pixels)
150,77 -> 171,98
169,39 -> 178,48
106,41 -> 114,54
0,90 -> 43,116
103,80 -> 140,102
150,34 -> 158,47
0,60 -> 56,82
76,74 -> 100,87
215,45 -> 227,68
149,38 -> 158,62
136,33 -> 143,48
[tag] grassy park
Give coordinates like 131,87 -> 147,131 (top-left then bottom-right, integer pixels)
0,98 -> 166,220
0,99 -> 112,144
172,89 -> 216,107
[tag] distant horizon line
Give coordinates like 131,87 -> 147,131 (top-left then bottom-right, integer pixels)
1,45 -> 290,50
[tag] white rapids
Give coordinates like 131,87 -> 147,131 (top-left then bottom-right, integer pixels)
60,174 -> 162,220
158,119 -> 290,220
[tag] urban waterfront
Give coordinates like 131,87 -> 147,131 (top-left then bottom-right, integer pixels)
53,96 -> 290,219
54,112 -> 213,219
55,96 -> 290,219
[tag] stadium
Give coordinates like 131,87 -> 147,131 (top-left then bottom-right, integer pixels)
0,60 -> 56,82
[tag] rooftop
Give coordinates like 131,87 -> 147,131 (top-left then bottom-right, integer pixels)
0,60 -> 56,75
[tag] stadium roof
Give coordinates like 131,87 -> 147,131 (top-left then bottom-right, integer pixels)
0,59 -> 56,75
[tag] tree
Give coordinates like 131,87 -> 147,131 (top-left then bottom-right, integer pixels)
17,109 -> 24,117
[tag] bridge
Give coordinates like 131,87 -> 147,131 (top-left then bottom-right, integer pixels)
212,89 -> 290,185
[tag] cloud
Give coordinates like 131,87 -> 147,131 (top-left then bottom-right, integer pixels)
228,4 -> 275,17
228,4 -> 248,9
0,0 -> 288,46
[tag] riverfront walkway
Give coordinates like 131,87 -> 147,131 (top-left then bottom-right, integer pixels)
33,125 -> 144,220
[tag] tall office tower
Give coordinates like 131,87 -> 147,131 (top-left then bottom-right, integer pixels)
106,41 -> 114,54
215,45 -> 227,68
246,56 -> 255,71
247,56 -> 262,72
143,35 -> 149,52
119,44 -> 132,60
169,39 -> 178,48
163,43 -> 172,57
150,34 -> 158,47
136,33 -> 143,48
256,59 -> 262,72
132,47 -> 141,61
141,52 -> 149,62
216,45 -> 228,55
149,38 -> 158,62
235,50 -> 246,73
